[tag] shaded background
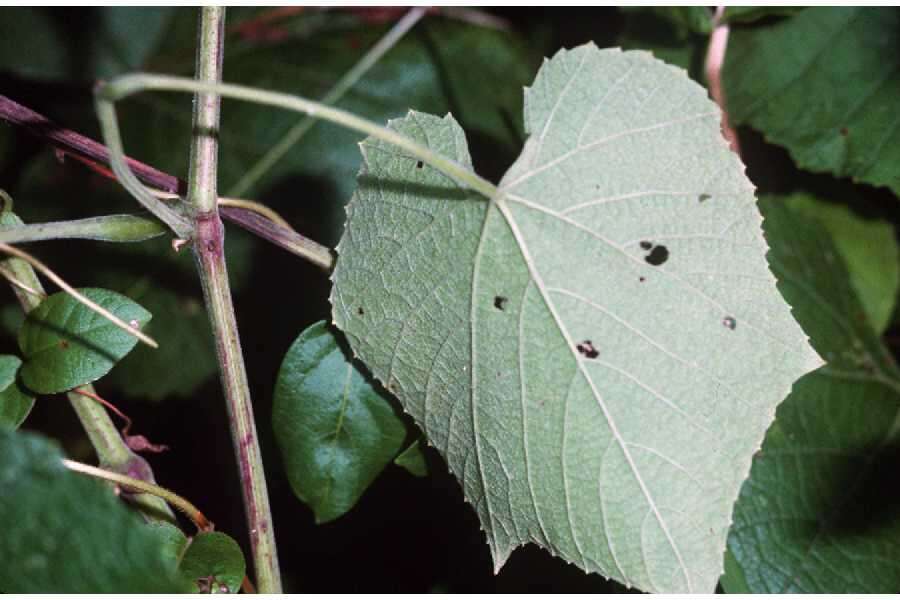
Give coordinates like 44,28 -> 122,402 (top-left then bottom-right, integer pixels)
1,7 -> 898,592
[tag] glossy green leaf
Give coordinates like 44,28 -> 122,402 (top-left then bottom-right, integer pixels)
394,438 -> 428,478
178,531 -> 246,594
332,44 -> 820,592
18,288 -> 151,394
724,8 -> 900,196
787,193 -> 899,334
273,320 -> 407,523
0,355 -> 33,428
0,428 -> 188,592
104,284 -> 216,401
723,197 -> 900,592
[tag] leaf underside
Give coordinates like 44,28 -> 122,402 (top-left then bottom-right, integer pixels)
331,44 -> 820,592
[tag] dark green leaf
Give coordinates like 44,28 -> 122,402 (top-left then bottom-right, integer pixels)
178,531 -> 246,594
724,8 -> 900,196
273,320 -> 406,523
723,197 -> 900,592
18,288 -> 151,394
0,355 -> 33,428
787,193 -> 899,334
0,428 -> 189,592
394,438 -> 428,478
0,7 -> 174,81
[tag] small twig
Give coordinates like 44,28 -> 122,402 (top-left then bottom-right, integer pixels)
219,206 -> 333,271
705,6 -> 740,155
0,242 -> 158,348
0,94 -> 182,194
63,459 -> 212,532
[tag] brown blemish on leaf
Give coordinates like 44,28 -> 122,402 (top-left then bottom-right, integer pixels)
576,340 -> 599,359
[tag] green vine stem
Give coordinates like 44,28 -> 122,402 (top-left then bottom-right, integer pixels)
184,7 -> 282,593
0,225 -> 174,522
63,459 -> 212,531
94,74 -> 499,207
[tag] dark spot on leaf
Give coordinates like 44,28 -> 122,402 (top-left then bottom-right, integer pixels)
699,193 -> 711,202
416,160 -> 423,169
840,127 -> 849,136
723,316 -> 736,330
576,340 -> 599,359
639,240 -> 653,250
645,245 -> 669,266
357,307 -> 364,316
494,296 -> 508,310
59,340 -> 69,349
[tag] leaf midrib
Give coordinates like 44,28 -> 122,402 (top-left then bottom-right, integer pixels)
490,195 -> 692,591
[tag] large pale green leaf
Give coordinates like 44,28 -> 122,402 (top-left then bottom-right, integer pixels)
787,193 -> 899,334
0,428 -> 188,592
273,320 -> 407,523
723,197 -> 900,592
724,8 -> 900,196
0,355 -> 33,428
18,288 -> 151,394
332,44 -> 820,592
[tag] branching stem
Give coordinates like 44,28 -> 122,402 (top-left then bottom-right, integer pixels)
0,223 -> 173,522
184,7 -> 282,593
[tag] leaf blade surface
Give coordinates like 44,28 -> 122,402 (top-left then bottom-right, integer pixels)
332,44 -> 820,592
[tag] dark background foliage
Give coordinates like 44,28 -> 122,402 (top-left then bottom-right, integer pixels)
1,7 -> 898,592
